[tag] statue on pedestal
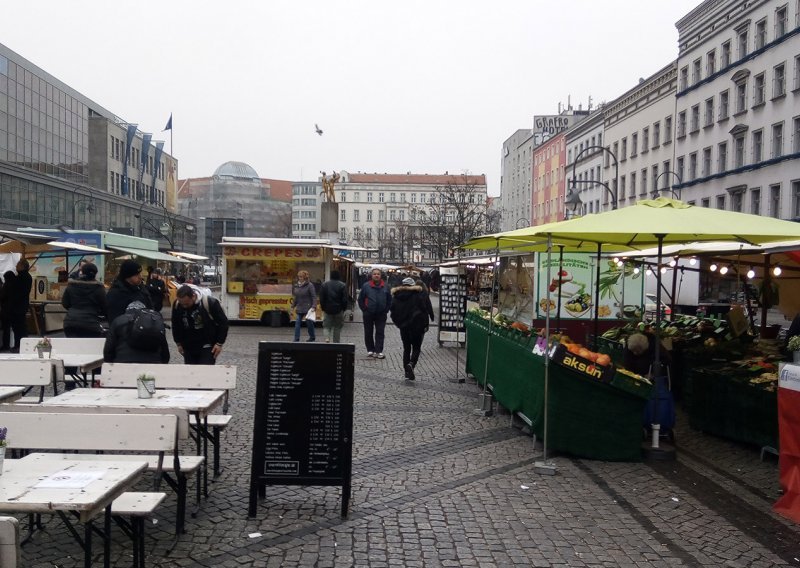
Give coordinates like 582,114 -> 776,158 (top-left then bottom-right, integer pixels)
320,171 -> 340,203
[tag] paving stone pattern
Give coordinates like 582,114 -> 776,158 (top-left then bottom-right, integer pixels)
19,299 -> 800,567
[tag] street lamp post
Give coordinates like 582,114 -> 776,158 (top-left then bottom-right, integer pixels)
71,197 -> 95,229
516,217 -> 529,229
651,170 -> 683,200
567,144 -> 619,214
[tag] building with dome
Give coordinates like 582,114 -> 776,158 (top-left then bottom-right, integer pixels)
177,161 -> 292,261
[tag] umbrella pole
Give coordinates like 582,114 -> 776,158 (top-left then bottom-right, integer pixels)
670,257 -> 679,321
593,244 -> 602,351
476,243 -> 498,417
760,254 -> 771,334
535,234 -> 556,475
555,246 -> 564,333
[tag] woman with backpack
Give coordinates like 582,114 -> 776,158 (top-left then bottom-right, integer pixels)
61,262 -> 108,337
390,277 -> 435,380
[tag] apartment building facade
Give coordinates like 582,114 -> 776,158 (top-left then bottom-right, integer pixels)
500,129 -> 534,230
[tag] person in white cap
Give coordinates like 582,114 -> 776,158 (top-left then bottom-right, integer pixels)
390,277 -> 434,380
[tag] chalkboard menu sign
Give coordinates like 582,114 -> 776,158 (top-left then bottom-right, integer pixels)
248,341 -> 355,518
437,266 -> 467,345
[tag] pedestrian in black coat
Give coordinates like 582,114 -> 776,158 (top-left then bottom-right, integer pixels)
0,271 -> 15,351
390,277 -> 435,380
6,259 -> 32,352
103,301 -> 169,363
172,285 -> 229,365
62,262 -> 108,337
106,260 -> 152,324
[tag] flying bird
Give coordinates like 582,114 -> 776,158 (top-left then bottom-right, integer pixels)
315,123 -> 323,136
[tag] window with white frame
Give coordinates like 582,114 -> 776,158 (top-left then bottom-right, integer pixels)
676,156 -> 685,182
339,228 -> 347,240
366,227 -> 372,241
353,192 -> 360,202
678,111 -> 687,137
621,137 -> 627,159
734,133 -> 746,167
755,18 -> 767,50
751,187 -> 761,215
629,172 -> 637,198
631,132 -> 638,155
664,116 -> 673,143
378,210 -> 385,221
653,121 -> 661,147
679,66 -> 689,90
651,165 -> 659,193
774,63 -> 786,97
689,153 -> 698,180
703,147 -> 712,176
793,180 -> 800,218
419,193 -> 425,203
691,105 -> 700,132
641,168 -> 648,194
736,81 -> 747,113
390,193 -> 396,203
411,192 -> 416,203
353,209 -> 360,222
366,210 -> 373,222
692,58 -> 702,84
378,192 -> 384,202
704,98 -> 715,126
389,210 -> 395,221
795,55 -> 800,91
620,175 -> 626,199
400,193 -> 406,202
340,209 -> 346,221
719,90 -> 730,119
731,190 -> 743,212
754,72 -> 766,105
340,192 -> 346,202
398,210 -> 405,221
794,116 -> 800,153
717,194 -> 726,210
770,183 -> 781,217
737,28 -> 748,60
772,122 -> 784,157
367,192 -> 373,202
776,5 -> 788,37
642,127 -> 649,151
752,129 -> 763,162
707,49 -> 716,76
722,40 -> 731,67
702,197 -> 710,208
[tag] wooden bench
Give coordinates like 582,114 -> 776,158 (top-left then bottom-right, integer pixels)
0,407 -> 201,537
101,363 -> 237,478
19,337 -> 104,389
0,359 -> 60,403
0,517 -> 19,568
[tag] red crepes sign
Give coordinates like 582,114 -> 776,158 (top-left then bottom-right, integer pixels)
774,363 -> 800,523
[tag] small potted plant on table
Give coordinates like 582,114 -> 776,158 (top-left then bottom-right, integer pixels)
34,337 -> 52,359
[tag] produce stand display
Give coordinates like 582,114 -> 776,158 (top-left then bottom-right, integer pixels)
466,311 -> 653,461
598,314 -> 783,450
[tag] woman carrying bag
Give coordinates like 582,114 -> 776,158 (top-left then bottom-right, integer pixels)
291,270 -> 317,342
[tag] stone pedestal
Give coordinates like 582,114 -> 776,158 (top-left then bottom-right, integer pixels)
320,202 -> 339,235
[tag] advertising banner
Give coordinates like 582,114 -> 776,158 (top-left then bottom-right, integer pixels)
536,253 -> 643,320
239,295 -> 293,319
774,363 -> 800,523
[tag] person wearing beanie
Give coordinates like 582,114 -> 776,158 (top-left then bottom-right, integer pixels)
5,258 -> 32,352
104,300 -> 170,363
390,277 -> 435,380
319,270 -> 349,343
61,262 -> 108,337
106,259 -> 152,324
145,267 -> 167,313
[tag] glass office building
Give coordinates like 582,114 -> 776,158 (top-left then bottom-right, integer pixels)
0,42 -> 195,251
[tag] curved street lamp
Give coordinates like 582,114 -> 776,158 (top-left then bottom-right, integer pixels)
516,217 -> 529,229
568,144 -> 619,214
71,197 -> 96,229
651,170 -> 683,200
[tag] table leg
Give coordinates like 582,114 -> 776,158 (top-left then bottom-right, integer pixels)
103,505 -> 111,568
84,518 -> 93,568
203,415 -> 209,497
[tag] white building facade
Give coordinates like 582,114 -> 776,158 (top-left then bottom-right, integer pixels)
291,181 -> 322,238
565,109 -> 605,215
602,63 -> 679,211
674,0 -> 800,217
500,129 -> 533,230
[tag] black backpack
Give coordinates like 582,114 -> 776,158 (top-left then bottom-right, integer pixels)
128,308 -> 166,350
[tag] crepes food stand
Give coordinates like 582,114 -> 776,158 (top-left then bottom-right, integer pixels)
462,198 -> 800,464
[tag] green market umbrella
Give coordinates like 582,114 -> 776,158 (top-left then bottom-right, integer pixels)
462,198 -> 800,463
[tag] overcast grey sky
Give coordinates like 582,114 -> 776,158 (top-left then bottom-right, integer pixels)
1,1 -> 701,195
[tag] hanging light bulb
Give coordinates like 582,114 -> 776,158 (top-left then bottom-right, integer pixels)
616,260 -> 624,268
746,267 -> 755,279
773,265 -> 782,276
719,265 -> 729,275
646,268 -> 654,276
689,257 -> 697,266
668,260 -> 677,268
612,257 -> 619,264
660,266 -> 667,274
633,266 -> 640,275
709,263 -> 718,272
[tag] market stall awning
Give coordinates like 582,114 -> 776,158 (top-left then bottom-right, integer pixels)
47,241 -> 113,255
0,229 -> 54,247
107,244 -> 189,263
168,251 -> 208,261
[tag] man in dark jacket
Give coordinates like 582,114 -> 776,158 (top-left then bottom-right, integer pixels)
319,270 -> 349,343
7,259 -> 32,352
103,301 -> 170,363
145,268 -> 167,313
357,268 -> 392,358
172,285 -> 229,365
0,271 -> 15,351
61,262 -> 108,337
106,260 -> 152,324
390,277 -> 435,380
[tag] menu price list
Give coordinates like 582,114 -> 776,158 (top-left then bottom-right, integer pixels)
439,274 -> 466,332
262,350 -> 345,477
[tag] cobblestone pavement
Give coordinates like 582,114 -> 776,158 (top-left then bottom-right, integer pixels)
19,300 -> 800,567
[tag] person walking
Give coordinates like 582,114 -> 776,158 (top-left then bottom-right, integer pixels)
145,267 -> 167,313
291,270 -> 317,342
6,259 -> 32,352
106,260 -> 152,323
0,271 -> 15,351
104,301 -> 170,363
390,277 -> 435,380
61,262 -> 108,338
319,270 -> 349,343
172,284 -> 229,364
357,268 -> 392,358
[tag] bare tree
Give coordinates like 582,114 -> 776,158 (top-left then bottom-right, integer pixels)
273,207 -> 293,238
411,173 -> 489,262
